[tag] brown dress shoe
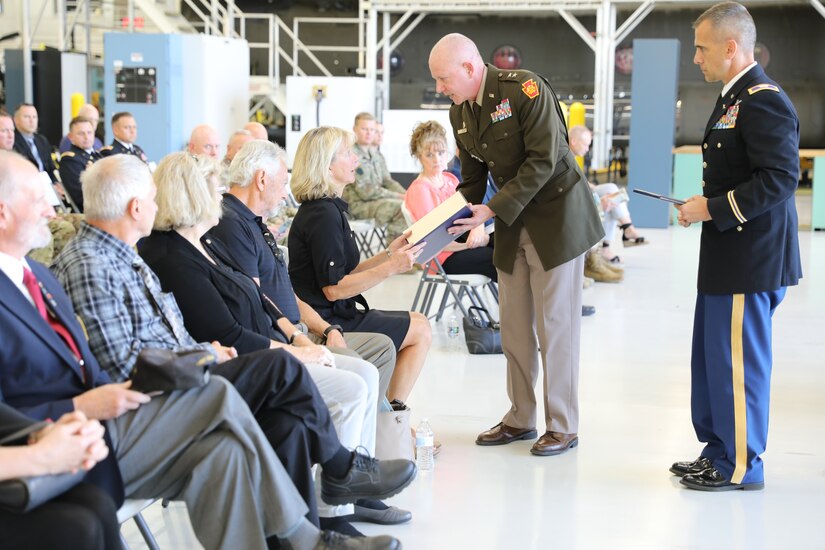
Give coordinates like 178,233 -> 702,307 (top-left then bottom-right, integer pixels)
475,422 -> 537,446
530,431 -> 579,456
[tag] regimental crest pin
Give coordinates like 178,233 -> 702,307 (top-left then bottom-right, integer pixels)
521,79 -> 539,99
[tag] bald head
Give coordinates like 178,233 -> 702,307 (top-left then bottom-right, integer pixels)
429,33 -> 485,105
188,124 -> 221,158
244,122 -> 268,140
78,104 -> 99,125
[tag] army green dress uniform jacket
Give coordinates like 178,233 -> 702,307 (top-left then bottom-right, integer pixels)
450,64 -> 603,274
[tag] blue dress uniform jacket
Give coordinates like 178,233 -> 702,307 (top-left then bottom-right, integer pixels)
0,260 -> 124,506
699,64 -> 802,294
450,64 -> 603,274
59,145 -> 102,212
99,140 -> 148,162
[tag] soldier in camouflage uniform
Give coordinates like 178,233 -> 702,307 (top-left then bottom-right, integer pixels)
342,113 -> 408,241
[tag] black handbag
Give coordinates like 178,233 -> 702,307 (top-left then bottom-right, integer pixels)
130,348 -> 215,395
462,306 -> 502,354
0,422 -> 85,513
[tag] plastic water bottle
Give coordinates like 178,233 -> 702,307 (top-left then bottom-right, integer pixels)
415,419 -> 434,471
447,315 -> 460,339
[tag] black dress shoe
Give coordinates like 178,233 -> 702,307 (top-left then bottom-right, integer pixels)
669,456 -> 714,477
476,422 -> 537,446
680,467 -> 764,492
321,448 -> 416,506
581,305 -> 596,316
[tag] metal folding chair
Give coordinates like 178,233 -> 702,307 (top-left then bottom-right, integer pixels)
118,499 -> 161,550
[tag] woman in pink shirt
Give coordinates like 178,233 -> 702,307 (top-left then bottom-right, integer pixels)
403,121 -> 496,281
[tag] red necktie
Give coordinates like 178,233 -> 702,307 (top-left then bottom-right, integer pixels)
22,267 -> 86,382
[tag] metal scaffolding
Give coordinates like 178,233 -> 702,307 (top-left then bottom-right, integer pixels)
364,0 -> 814,169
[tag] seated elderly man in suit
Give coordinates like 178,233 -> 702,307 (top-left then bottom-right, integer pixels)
12,103 -> 57,183
0,150 -> 401,550
51,153 -> 413,543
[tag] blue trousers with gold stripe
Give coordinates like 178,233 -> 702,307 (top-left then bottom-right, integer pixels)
690,289 -> 786,485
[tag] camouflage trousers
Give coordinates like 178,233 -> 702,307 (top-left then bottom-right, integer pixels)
348,197 -> 408,243
28,213 -> 84,265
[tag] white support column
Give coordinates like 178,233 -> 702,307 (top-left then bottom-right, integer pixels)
56,0 -> 66,53
592,0 -> 616,171
22,0 -> 33,103
366,7 -> 378,84
381,12 -> 391,114
811,0 -> 825,20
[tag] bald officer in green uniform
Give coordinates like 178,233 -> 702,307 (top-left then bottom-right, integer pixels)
430,34 -> 603,456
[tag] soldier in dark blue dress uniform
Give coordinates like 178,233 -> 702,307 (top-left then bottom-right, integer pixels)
674,1 -> 802,491
99,112 -> 148,163
58,117 -> 102,212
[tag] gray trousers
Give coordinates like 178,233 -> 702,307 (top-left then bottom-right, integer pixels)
107,376 -> 308,550
304,330 -> 397,401
499,228 -> 584,434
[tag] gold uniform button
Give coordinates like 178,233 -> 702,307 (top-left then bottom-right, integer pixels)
481,143 -> 487,149
488,161 -> 495,168
497,177 -> 504,183
736,226 -> 743,232
703,161 -> 708,168
329,261 -> 335,266
503,132 -> 509,137
557,187 -> 564,193
703,143 -> 708,149
717,143 -> 722,148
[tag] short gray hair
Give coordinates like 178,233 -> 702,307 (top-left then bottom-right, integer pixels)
227,140 -> 286,189
693,1 -> 756,52
82,155 -> 153,221
290,127 -> 354,203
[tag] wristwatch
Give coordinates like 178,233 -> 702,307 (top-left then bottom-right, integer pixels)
322,324 -> 343,341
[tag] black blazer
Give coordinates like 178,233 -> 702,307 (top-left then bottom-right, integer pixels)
139,230 -> 286,356
13,130 -> 58,183
0,260 -> 124,506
